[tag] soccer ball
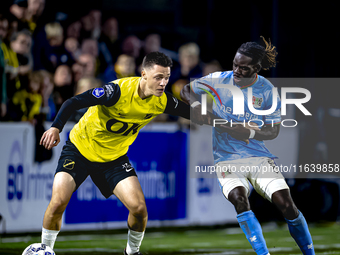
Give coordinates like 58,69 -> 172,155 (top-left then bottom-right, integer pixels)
22,243 -> 56,255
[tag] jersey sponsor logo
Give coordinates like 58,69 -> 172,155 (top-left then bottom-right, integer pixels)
252,96 -> 263,108
122,162 -> 133,172
106,118 -> 142,136
92,88 -> 105,98
63,159 -> 75,170
104,84 -> 114,96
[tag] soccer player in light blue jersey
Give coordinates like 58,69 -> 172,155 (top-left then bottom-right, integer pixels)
181,37 -> 314,255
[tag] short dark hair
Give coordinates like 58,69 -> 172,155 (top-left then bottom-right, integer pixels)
142,51 -> 173,70
237,36 -> 278,70
10,29 -> 32,42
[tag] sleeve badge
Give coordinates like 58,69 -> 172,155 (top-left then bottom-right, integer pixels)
92,88 -> 105,98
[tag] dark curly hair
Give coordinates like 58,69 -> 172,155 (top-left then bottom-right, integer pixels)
237,36 -> 278,70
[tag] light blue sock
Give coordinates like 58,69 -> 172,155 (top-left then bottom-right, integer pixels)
237,210 -> 269,255
285,211 -> 315,255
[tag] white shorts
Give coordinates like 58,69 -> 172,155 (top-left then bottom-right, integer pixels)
216,157 -> 289,202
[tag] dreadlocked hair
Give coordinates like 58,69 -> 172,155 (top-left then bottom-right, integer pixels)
237,36 -> 278,70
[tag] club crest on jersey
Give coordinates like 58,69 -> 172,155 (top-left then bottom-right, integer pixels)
252,96 -> 263,108
92,88 -> 105,98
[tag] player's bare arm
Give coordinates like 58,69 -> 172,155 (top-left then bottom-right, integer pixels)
216,123 -> 278,142
180,84 -> 261,136
41,84 -> 120,150
252,124 -> 280,141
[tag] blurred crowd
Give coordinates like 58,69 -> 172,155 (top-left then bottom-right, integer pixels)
0,0 -> 223,125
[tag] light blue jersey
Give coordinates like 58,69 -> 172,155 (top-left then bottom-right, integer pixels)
191,71 -> 281,163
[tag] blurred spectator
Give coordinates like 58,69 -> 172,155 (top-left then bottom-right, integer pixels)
80,38 -> 98,57
79,11 -> 95,39
9,0 -> 27,23
39,69 -> 56,121
66,20 -> 82,40
68,77 -> 102,122
121,35 -> 141,60
64,37 -> 81,61
170,79 -> 187,100
0,15 -> 8,119
53,64 -> 73,111
143,34 -> 161,55
136,33 -> 161,73
8,0 -> 30,40
168,42 -> 203,93
72,53 -> 96,83
202,59 -> 222,76
10,29 -> 33,90
89,9 -> 102,40
98,16 -> 121,76
137,33 -> 178,73
114,54 -> 136,78
8,70 -> 42,121
33,22 -> 73,72
25,0 -> 45,33
80,38 -> 100,75
101,53 -> 136,83
75,76 -> 102,95
1,25 -> 22,101
164,42 -> 202,122
34,69 -> 54,163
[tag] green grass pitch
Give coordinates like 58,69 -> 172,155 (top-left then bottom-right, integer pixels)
1,223 -> 340,255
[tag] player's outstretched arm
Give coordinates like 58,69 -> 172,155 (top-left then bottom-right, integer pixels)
251,124 -> 280,141
217,123 -> 279,141
216,122 -> 262,144
219,124 -> 279,142
40,127 -> 60,150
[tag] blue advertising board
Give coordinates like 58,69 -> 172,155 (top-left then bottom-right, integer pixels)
65,131 -> 187,224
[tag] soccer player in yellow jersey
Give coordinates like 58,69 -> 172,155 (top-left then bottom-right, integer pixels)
39,52 -> 190,255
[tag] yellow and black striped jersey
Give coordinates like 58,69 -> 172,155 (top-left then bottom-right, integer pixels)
52,77 -> 189,162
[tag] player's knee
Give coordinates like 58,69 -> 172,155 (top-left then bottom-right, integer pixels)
130,202 -> 148,220
48,197 -> 68,216
228,188 -> 250,214
231,196 -> 250,213
280,201 -> 298,219
272,190 -> 298,219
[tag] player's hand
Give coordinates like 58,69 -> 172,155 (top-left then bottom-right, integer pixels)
228,125 -> 251,142
40,127 -> 60,150
217,123 -> 259,145
190,104 -> 213,125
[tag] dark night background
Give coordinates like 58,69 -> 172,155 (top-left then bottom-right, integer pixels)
2,0 -> 339,77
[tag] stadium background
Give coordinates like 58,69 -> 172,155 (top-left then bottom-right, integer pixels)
0,0 -> 340,254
